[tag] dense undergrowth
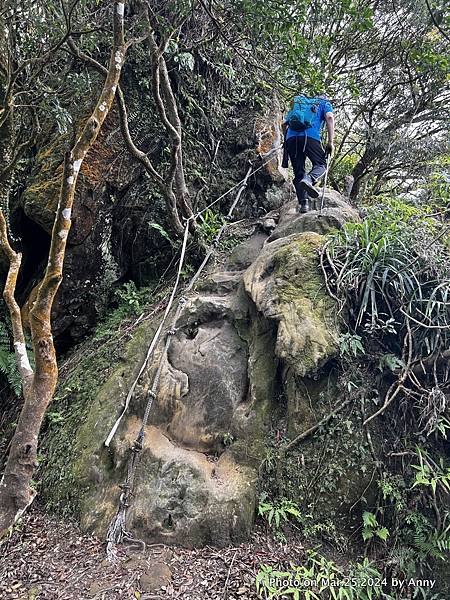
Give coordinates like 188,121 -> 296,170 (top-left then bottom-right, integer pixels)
256,196 -> 450,599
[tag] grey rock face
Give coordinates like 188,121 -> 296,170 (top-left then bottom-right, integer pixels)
267,189 -> 360,242
48,190 -> 375,547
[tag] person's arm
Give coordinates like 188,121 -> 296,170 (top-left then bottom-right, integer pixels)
325,111 -> 334,155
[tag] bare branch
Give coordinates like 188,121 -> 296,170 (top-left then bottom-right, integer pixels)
0,210 -> 33,389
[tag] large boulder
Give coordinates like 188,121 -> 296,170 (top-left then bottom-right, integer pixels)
41,192 -> 375,546
244,231 -> 339,377
55,260 -> 278,547
267,188 -> 360,242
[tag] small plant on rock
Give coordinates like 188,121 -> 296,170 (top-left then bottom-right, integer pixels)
258,498 -> 301,529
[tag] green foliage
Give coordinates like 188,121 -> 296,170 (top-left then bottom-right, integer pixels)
377,354 -> 404,373
198,209 -> 225,245
338,332 -> 365,357
332,152 -> 360,191
222,431 -> 234,446
324,199 -> 450,434
378,473 -> 407,513
325,199 -> 449,338
255,551 -> 394,599
45,411 -> 65,425
376,460 -> 450,574
258,498 -> 301,529
435,416 -> 450,440
94,282 -> 156,340
148,222 -> 179,250
403,511 -> 450,563
324,199 -> 450,584
426,160 -> 450,209
0,319 -> 22,397
362,512 -> 389,543
411,447 -> 450,496
115,282 -> 142,315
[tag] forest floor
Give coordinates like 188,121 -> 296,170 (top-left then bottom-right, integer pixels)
0,505 -> 304,600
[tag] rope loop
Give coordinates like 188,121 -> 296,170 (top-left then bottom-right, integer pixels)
119,492 -> 128,505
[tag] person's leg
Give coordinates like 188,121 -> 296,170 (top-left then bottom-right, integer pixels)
298,138 -> 327,199
306,138 -> 327,183
286,136 -> 308,210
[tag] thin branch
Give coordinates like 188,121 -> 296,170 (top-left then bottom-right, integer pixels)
284,398 -> 353,452
424,0 -> 450,42
0,210 -> 33,389
364,320 -> 414,425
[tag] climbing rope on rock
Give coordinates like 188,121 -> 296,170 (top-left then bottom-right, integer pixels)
105,160 -> 259,559
104,148 -> 281,450
104,221 -> 191,448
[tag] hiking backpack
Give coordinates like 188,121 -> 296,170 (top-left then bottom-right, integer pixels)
286,95 -> 321,131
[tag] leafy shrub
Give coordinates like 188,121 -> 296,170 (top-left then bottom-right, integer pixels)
198,209 -> 225,245
362,511 -> 389,542
256,551 -> 394,599
115,281 -> 142,315
322,199 -> 450,579
258,498 -> 301,529
94,281 -> 154,340
322,198 -> 450,434
0,320 -> 23,397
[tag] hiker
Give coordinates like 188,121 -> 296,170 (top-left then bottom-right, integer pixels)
282,94 -> 334,213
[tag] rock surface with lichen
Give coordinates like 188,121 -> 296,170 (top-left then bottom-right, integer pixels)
243,231 -> 339,377
38,188 -> 376,548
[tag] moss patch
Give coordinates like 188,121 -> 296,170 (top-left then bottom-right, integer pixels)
39,314 -> 156,518
21,134 -> 67,231
273,234 -> 336,323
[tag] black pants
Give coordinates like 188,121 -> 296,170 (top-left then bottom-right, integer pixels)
286,136 -> 327,202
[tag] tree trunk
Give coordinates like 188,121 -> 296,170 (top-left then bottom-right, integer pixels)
0,109 -> 14,246
349,144 -> 383,202
0,384 -> 51,532
0,0 -> 127,538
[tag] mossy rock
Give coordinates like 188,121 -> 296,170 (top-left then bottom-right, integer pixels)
41,269 -> 277,547
40,318 -> 157,517
20,134 -> 67,232
244,231 -> 339,377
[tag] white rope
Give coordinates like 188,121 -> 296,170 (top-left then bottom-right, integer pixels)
105,222 -> 190,447
193,144 -> 282,216
104,147 -> 281,448
105,162 -> 255,559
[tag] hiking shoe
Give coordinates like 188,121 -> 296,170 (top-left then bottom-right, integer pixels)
299,175 -> 319,198
299,201 -> 309,213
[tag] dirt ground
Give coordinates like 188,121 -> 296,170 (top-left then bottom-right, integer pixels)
0,506 -> 305,600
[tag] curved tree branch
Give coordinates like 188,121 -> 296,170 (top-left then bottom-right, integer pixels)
0,0 -> 128,538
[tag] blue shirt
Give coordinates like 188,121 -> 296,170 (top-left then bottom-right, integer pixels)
286,99 -> 333,142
